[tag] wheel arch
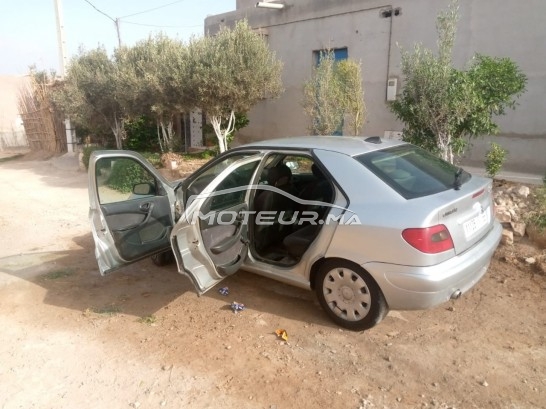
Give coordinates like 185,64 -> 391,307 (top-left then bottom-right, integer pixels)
312,257 -> 390,331
309,257 -> 384,297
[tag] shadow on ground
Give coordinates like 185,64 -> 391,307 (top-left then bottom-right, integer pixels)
0,232 -> 336,328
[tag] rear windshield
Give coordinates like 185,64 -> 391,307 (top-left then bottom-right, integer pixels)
355,145 -> 471,199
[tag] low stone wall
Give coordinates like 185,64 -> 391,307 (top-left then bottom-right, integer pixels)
494,183 -> 531,246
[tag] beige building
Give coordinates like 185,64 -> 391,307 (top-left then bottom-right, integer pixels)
206,0 -> 546,175
0,75 -> 28,149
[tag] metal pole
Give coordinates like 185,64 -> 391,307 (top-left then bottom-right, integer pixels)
115,18 -> 122,47
53,0 -> 75,153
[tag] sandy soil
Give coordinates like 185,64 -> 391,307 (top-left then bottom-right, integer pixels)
0,154 -> 544,409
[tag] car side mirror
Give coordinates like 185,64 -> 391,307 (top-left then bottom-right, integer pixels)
133,182 -> 154,196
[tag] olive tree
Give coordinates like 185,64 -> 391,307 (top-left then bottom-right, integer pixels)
116,34 -> 191,152
53,47 -> 125,149
390,1 -> 526,163
303,51 -> 366,136
337,59 -> 366,136
190,20 -> 283,152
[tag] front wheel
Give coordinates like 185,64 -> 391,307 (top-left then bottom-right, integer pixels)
315,260 -> 388,331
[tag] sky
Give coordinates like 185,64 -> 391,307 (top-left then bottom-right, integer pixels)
0,0 -> 235,76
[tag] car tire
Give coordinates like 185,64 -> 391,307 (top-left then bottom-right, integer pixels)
316,260 -> 388,331
151,250 -> 174,267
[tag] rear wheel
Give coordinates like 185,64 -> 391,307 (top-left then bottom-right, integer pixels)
315,260 -> 388,331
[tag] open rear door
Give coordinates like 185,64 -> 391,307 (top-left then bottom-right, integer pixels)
171,154 -> 262,294
88,151 -> 176,274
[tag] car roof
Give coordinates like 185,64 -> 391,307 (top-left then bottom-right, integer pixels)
240,136 -> 405,156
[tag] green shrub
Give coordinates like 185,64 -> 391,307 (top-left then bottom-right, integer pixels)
524,181 -> 546,232
124,116 -> 159,151
82,146 -> 103,170
106,158 -> 154,193
192,149 -> 216,160
484,142 -> 507,178
531,186 -> 546,231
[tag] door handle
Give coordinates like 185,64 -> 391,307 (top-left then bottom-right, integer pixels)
140,202 -> 151,212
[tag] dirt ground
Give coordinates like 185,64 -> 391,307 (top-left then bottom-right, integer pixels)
0,154 -> 544,409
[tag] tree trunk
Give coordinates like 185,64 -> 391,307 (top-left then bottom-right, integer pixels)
437,131 -> 454,163
157,117 -> 175,152
111,117 -> 124,149
156,120 -> 163,153
210,111 -> 235,153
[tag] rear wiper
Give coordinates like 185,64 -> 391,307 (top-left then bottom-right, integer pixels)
453,167 -> 463,190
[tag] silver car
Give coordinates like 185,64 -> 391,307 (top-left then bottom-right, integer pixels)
88,136 -> 502,331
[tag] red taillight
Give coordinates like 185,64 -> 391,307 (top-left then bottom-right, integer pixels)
402,224 -> 454,254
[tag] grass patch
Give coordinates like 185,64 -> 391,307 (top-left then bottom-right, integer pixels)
529,213 -> 546,231
137,314 -> 157,325
92,305 -> 121,316
180,149 -> 217,161
527,186 -> 546,231
43,269 -> 75,280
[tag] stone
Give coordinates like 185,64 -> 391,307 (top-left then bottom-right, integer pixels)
495,209 -> 512,223
511,222 -> 526,237
525,257 -> 536,265
501,229 -> 514,245
515,185 -> 530,198
495,198 -> 506,207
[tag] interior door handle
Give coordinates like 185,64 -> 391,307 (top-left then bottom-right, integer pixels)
140,202 -> 151,212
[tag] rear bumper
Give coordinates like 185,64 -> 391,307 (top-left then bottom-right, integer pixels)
363,221 -> 502,310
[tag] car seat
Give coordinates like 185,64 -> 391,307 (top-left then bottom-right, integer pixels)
254,164 -> 296,253
283,164 -> 333,258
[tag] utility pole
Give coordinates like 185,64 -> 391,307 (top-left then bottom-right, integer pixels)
53,0 -> 75,153
83,0 -> 122,48
115,18 -> 122,47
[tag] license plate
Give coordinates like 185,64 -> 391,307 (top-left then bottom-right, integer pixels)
463,207 -> 490,238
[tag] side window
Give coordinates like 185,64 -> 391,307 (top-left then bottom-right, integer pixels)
186,153 -> 251,198
96,157 -> 156,205
206,161 -> 260,212
255,154 -> 333,204
283,156 -> 314,176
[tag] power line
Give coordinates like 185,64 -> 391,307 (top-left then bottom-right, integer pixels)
82,0 -> 115,23
120,0 -> 189,19
82,0 -> 122,46
82,0 -> 201,46
122,20 -> 201,29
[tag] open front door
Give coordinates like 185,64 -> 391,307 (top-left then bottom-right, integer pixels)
88,151 -> 176,274
171,154 -> 262,294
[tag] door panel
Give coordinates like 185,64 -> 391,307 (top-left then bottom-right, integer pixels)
89,152 -> 175,274
199,202 -> 249,276
172,155 -> 262,294
101,196 -> 172,261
